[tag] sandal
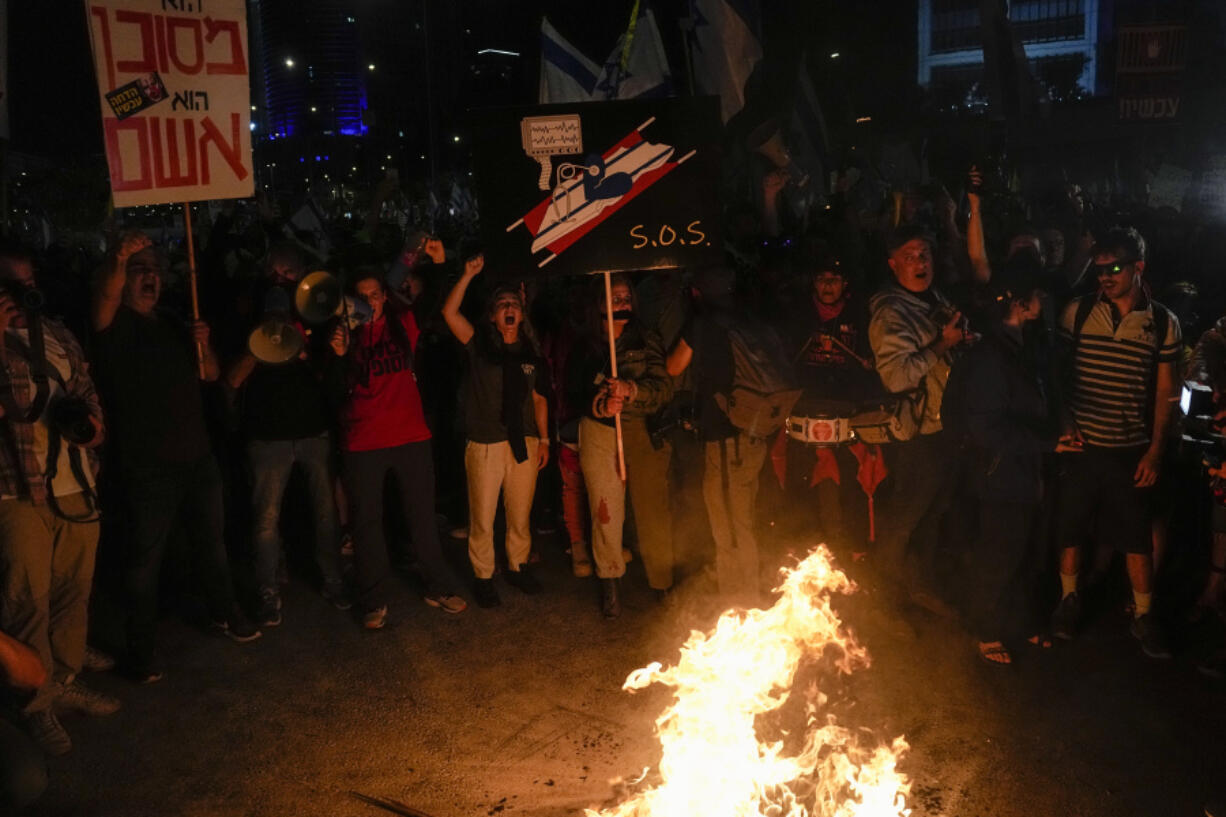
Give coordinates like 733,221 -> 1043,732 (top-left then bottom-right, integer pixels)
1025,633 -> 1053,649
978,640 -> 1012,666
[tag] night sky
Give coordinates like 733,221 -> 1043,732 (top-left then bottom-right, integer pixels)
5,0 -> 915,159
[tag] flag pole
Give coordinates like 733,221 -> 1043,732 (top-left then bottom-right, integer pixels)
182,201 -> 205,378
603,271 -> 627,482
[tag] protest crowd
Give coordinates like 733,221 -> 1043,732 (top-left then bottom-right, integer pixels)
4,132 -> 1226,812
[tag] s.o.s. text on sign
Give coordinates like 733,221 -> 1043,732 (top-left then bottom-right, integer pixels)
85,0 -> 254,207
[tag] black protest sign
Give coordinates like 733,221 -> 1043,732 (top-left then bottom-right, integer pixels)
471,97 -> 722,278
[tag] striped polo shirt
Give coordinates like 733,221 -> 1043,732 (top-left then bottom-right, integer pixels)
1059,294 -> 1181,448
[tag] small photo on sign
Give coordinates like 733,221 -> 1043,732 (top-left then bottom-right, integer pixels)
105,72 -> 168,121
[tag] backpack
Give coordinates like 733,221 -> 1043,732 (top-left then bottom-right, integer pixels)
710,316 -> 803,438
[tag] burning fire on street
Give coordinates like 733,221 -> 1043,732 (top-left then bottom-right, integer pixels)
590,545 -> 910,817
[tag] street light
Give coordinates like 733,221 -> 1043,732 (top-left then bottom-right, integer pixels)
368,63 -> 376,71
285,57 -> 294,67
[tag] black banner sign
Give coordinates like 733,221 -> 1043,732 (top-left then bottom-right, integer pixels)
470,97 -> 722,278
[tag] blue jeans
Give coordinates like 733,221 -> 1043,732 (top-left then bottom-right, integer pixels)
248,434 -> 341,593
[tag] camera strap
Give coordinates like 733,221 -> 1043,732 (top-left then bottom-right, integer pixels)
0,312 -> 51,422
1,323 -> 99,522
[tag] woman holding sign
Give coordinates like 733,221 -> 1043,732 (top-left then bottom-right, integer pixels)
566,276 -> 674,618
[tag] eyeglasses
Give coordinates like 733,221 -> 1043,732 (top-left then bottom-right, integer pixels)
609,295 -> 633,306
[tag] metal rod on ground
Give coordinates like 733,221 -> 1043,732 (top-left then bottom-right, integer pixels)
181,201 -> 205,378
350,791 -> 439,817
603,270 -> 627,482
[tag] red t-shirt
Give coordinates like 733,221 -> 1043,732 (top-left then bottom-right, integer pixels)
342,310 -> 431,452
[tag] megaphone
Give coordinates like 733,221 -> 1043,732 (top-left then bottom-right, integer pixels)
339,296 -> 373,329
248,318 -> 305,365
746,119 -> 809,188
295,271 -> 343,324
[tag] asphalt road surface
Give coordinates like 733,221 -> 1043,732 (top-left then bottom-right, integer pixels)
27,531 -> 1226,817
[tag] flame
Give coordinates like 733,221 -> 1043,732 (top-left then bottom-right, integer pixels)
590,545 -> 910,817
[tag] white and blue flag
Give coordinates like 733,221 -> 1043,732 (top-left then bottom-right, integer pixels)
594,8 -> 674,101
538,17 -> 603,104
686,0 -> 762,122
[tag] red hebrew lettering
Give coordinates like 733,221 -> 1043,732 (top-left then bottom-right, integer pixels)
104,118 -> 153,192
149,117 -> 199,187
113,10 -> 157,75
154,15 -> 170,73
203,18 -> 247,75
89,6 -> 116,89
166,17 -> 204,74
199,114 -> 249,183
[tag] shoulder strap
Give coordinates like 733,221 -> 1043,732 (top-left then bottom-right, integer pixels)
1072,295 -> 1097,341
1150,303 -> 1169,356
1,324 -> 52,422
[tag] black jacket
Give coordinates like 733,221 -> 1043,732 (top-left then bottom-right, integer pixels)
945,327 -> 1057,503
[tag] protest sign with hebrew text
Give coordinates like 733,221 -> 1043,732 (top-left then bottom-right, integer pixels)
85,0 -> 254,207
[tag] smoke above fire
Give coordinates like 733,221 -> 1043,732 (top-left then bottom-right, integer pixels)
590,545 -> 910,817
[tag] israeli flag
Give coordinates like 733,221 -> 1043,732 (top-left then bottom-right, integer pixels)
538,17 -> 602,104
687,0 -> 762,122
594,9 -> 674,100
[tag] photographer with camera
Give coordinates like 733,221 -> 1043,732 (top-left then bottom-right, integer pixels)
0,239 -> 117,757
92,232 -> 260,684
867,225 -> 969,616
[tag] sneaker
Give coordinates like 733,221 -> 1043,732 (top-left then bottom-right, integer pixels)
322,582 -> 352,610
256,589 -> 283,627
82,645 -> 116,673
505,564 -> 543,595
129,666 -> 165,685
210,615 -> 263,644
25,709 -> 72,756
124,657 -> 165,685
1051,592 -> 1081,641
58,679 -> 121,716
573,558 -> 593,578
424,594 -> 468,614
473,578 -> 501,608
363,605 -> 388,630
1131,613 -> 1172,659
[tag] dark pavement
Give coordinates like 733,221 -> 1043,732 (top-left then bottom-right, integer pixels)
25,531 -> 1226,817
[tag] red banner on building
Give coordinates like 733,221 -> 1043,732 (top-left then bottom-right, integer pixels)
85,0 -> 254,207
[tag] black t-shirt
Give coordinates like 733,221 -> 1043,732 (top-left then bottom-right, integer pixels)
461,336 -> 548,444
242,357 -> 335,441
93,304 -> 210,466
680,315 -> 737,441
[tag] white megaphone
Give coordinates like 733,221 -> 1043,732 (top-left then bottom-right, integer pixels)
747,119 -> 809,188
248,318 -> 305,365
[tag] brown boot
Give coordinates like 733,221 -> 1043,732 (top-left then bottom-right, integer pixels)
600,578 -> 621,619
